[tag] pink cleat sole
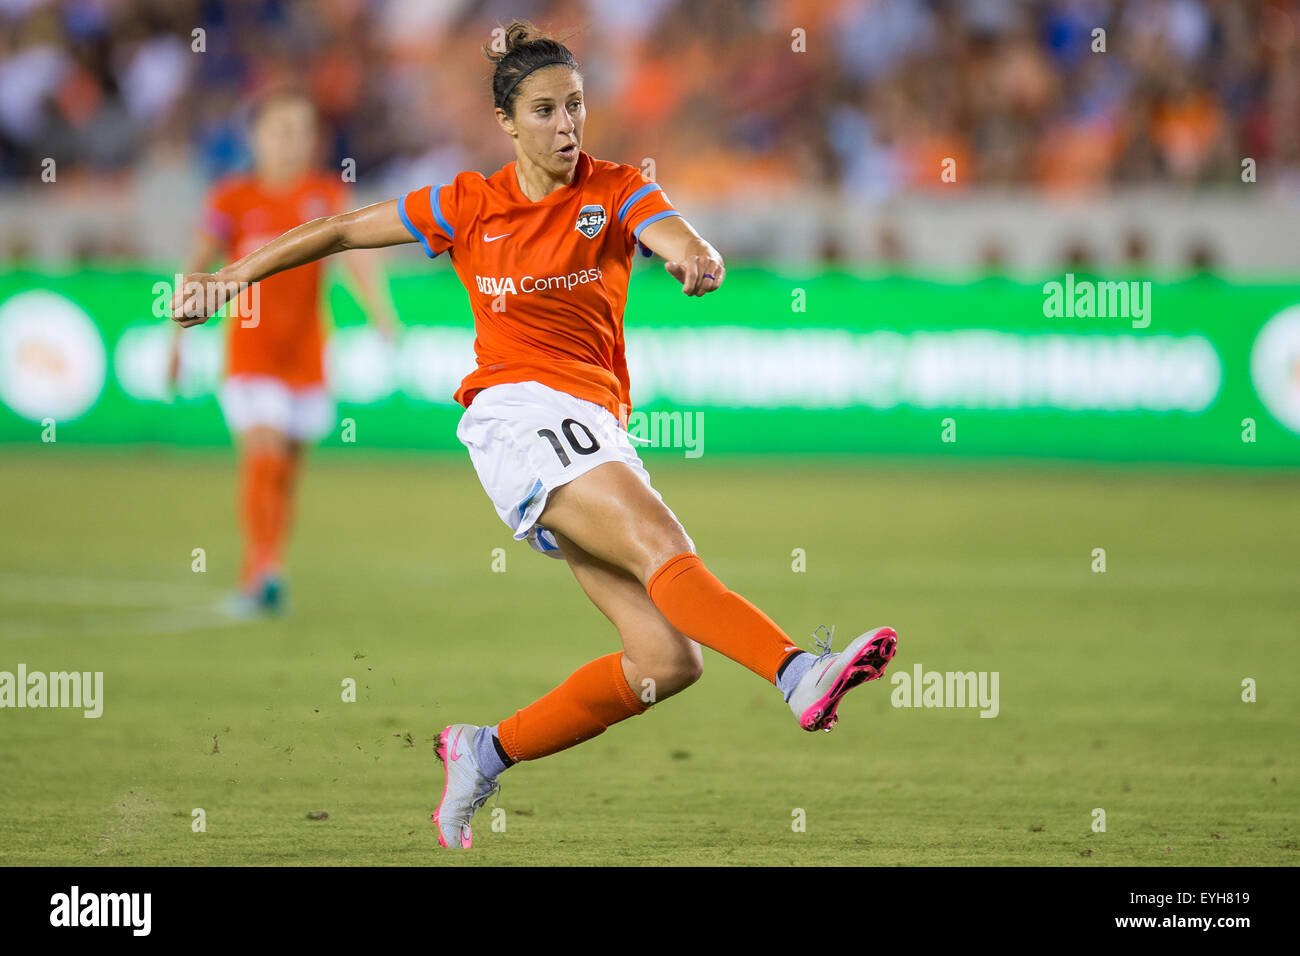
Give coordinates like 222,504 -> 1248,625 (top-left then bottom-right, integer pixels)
798,626 -> 898,732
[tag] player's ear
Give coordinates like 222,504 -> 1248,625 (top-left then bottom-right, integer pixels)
494,107 -> 517,138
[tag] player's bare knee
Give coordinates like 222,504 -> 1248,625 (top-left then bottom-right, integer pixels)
634,520 -> 695,584
675,644 -> 704,688
626,641 -> 702,702
653,645 -> 704,698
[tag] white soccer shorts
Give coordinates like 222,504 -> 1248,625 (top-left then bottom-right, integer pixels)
219,375 -> 335,442
456,380 -> 690,559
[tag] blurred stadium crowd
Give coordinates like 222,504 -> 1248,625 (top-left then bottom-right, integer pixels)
2,0 -> 1297,200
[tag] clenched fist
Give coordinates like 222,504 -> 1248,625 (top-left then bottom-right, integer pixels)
664,254 -> 725,297
170,272 -> 245,327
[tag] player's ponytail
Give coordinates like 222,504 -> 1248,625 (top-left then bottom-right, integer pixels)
484,20 -> 580,117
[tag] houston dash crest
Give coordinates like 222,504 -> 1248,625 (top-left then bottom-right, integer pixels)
575,204 -> 606,239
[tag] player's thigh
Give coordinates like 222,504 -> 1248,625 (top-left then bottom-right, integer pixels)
238,425 -> 291,454
540,461 -> 694,584
554,530 -> 702,694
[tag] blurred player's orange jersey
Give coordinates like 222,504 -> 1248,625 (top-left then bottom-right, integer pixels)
400,151 -> 680,418
203,172 -> 347,386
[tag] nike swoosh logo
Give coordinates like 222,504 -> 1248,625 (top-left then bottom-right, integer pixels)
783,646 -> 801,653
448,729 -> 464,761
483,232 -> 511,242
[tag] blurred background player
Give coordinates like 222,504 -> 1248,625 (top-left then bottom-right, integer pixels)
172,88 -> 398,614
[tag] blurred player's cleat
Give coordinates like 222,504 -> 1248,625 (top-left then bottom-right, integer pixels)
789,625 -> 898,732
220,590 -> 262,619
432,723 -> 501,849
218,574 -> 286,619
259,575 -> 285,615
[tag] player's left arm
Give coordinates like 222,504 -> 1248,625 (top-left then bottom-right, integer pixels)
168,221 -> 227,386
328,185 -> 399,340
338,249 -> 400,341
637,215 -> 725,297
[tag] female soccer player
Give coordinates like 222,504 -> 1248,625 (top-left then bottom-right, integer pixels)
172,89 -> 396,614
172,22 -> 897,848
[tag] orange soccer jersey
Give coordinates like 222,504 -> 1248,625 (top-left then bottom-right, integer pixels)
203,172 -> 348,386
399,150 -> 680,418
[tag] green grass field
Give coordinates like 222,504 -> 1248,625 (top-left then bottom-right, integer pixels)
1,447 -> 1296,866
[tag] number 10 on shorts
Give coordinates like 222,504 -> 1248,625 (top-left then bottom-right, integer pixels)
537,419 -> 601,467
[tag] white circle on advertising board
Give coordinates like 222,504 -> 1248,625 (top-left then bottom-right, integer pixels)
1250,304 -> 1300,435
0,290 -> 107,422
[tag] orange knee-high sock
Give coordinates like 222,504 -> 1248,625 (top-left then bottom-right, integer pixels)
264,451 -> 298,574
237,446 -> 289,587
646,552 -> 800,684
496,652 -> 647,762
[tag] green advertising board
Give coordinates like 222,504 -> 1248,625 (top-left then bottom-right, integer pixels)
1,266 -> 1298,465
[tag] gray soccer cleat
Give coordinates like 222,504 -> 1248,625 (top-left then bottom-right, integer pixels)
432,723 -> 501,849
788,625 -> 898,732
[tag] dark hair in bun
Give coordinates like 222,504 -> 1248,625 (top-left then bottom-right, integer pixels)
484,20 -> 580,117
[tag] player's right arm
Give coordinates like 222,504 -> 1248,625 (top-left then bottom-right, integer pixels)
172,199 -> 416,327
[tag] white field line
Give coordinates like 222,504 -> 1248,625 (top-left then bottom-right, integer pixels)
0,572 -> 240,637
0,572 -> 222,606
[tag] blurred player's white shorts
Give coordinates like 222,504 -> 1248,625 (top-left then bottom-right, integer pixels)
456,380 -> 691,559
219,375 -> 335,442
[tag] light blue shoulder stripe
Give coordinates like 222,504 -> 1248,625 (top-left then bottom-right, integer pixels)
398,199 -> 436,258
617,182 -> 663,222
632,208 -> 681,242
431,184 -> 454,240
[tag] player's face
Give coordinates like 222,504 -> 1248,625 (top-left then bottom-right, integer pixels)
499,67 -> 585,177
252,99 -> 318,179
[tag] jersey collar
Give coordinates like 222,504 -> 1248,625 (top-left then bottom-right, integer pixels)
504,150 -> 591,206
